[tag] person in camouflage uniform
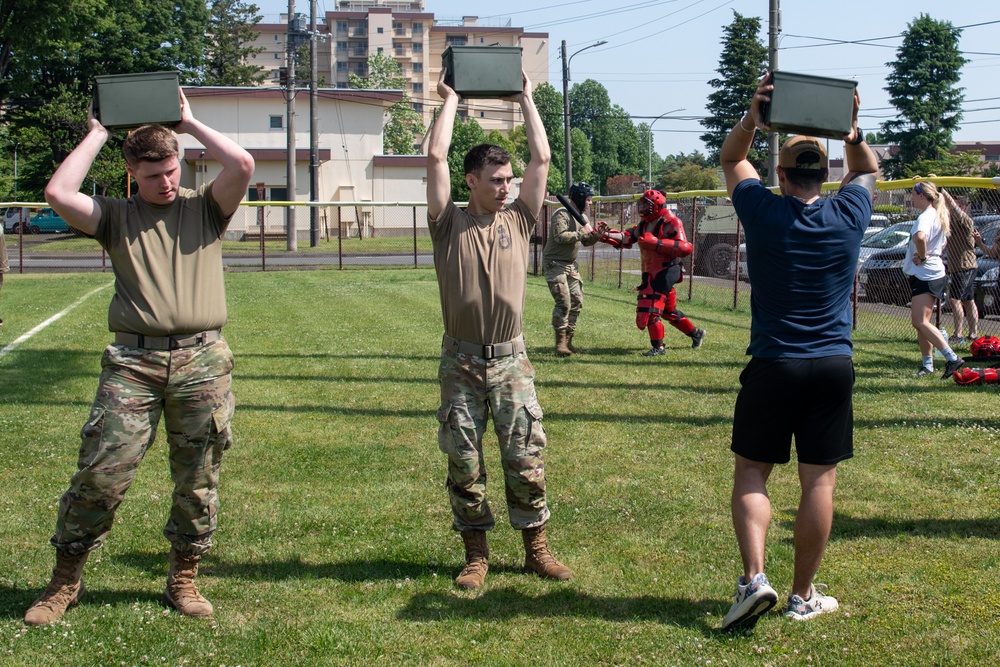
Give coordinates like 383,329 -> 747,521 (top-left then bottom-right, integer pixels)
543,182 -> 602,356
24,89 -> 254,626
427,67 -> 571,590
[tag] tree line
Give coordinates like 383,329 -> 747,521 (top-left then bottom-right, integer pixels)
0,5 -> 991,204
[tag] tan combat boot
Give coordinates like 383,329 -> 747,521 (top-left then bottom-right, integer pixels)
162,549 -> 213,617
566,332 -> 582,354
455,530 -> 489,590
554,330 -> 572,357
522,524 -> 572,580
24,551 -> 89,626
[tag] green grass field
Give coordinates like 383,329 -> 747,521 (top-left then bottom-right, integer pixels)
0,270 -> 997,666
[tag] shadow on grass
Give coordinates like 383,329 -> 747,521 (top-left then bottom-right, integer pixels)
0,585 -> 163,621
771,512 -> 1000,541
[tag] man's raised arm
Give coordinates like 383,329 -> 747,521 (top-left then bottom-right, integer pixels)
720,74 -> 771,198
175,88 -> 254,218
508,71 -> 550,217
839,89 -> 878,192
44,104 -> 109,237
426,69 -> 460,220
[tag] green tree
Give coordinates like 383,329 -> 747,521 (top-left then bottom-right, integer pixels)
530,82 -> 567,191
203,0 -> 266,86
880,14 -> 967,179
570,79 -> 627,187
569,127 -> 594,189
904,150 -> 990,179
1,0 -> 210,200
658,151 -> 719,192
443,116 -> 485,202
699,11 -> 768,171
350,52 -> 424,155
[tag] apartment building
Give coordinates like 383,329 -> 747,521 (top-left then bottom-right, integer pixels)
250,1 -> 549,141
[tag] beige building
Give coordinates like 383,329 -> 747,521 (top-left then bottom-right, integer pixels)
250,1 -> 549,144
179,86 -> 423,240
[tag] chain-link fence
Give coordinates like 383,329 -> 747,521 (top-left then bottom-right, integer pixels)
5,176 -> 1000,346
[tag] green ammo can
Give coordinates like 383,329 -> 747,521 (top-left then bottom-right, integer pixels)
763,70 -> 857,139
442,46 -> 523,99
94,71 -> 182,131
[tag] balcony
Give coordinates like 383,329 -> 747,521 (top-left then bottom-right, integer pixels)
393,48 -> 410,58
348,28 -> 367,38
393,28 -> 410,38
349,48 -> 368,58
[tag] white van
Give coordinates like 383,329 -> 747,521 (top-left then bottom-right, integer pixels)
2,207 -> 31,232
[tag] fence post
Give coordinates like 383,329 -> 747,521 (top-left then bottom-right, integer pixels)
255,183 -> 266,272
688,196 -> 696,301
412,206 -> 418,268
337,206 -> 343,270
732,218 -> 741,310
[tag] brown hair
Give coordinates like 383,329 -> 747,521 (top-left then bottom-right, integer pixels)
122,124 -> 179,166
463,144 -> 511,176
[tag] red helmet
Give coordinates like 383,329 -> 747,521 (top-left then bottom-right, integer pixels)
638,189 -> 666,222
971,335 -> 1000,359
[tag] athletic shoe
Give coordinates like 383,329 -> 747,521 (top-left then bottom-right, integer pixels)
942,357 -> 964,380
690,328 -> 706,349
721,573 -> 778,631
784,584 -> 839,621
642,346 -> 666,357
948,335 -> 966,346
914,367 -> 933,378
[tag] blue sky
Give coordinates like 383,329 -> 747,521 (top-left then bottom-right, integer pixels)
254,1 -> 1000,161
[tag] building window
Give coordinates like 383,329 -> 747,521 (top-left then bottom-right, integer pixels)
337,41 -> 348,52
274,34 -> 279,41
412,22 -> 423,34
336,62 -> 348,73
412,42 -> 423,54
377,27 -> 383,34
480,111 -> 485,118
377,47 -> 383,53
412,102 -> 423,113
412,62 -> 422,74
412,82 -> 423,94
446,36 -> 467,47
274,53 -> 280,59
269,115 -> 283,130
270,187 -> 287,201
336,21 -> 348,33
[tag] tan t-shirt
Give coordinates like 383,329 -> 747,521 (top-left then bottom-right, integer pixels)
92,182 -> 230,336
429,198 -> 536,344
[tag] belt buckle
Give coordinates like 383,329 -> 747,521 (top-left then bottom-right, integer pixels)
168,336 -> 181,351
483,344 -> 494,359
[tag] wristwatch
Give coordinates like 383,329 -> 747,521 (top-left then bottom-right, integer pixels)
845,128 -> 864,145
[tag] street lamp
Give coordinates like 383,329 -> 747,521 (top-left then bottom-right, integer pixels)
647,108 -> 685,184
562,39 -> 608,192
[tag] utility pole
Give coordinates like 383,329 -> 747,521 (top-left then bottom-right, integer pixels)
309,0 -> 320,246
768,0 -> 780,186
286,0 -> 297,251
561,41 -> 571,192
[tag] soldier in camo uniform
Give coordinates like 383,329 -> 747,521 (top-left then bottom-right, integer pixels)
24,88 -> 254,626
542,182 -> 602,356
427,67 -> 571,590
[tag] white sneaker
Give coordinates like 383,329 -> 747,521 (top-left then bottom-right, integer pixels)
784,583 -> 839,621
721,573 -> 778,631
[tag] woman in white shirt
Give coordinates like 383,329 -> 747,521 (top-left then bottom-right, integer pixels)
904,180 -> 962,378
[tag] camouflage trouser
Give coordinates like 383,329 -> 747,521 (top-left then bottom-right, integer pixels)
436,346 -> 549,531
544,261 -> 584,334
52,339 -> 235,558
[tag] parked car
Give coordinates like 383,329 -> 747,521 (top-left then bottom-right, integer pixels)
860,217 -> 1000,308
24,208 -> 71,234
2,206 -> 32,233
973,218 -> 1000,314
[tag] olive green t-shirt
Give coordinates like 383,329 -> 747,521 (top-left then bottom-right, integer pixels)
542,207 -> 598,265
428,198 -> 536,345
92,182 -> 230,336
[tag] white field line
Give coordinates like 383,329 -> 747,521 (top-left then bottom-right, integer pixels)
0,282 -> 113,360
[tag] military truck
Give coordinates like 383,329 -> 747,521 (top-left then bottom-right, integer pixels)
672,200 -> 741,279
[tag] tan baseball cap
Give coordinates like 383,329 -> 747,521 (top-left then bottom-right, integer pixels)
778,136 -> 828,171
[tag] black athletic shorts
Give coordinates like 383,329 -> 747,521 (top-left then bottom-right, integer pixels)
731,356 -> 855,465
948,268 -> 976,302
908,274 -> 948,301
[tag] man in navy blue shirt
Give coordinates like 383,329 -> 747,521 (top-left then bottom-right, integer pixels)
718,74 -> 878,631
